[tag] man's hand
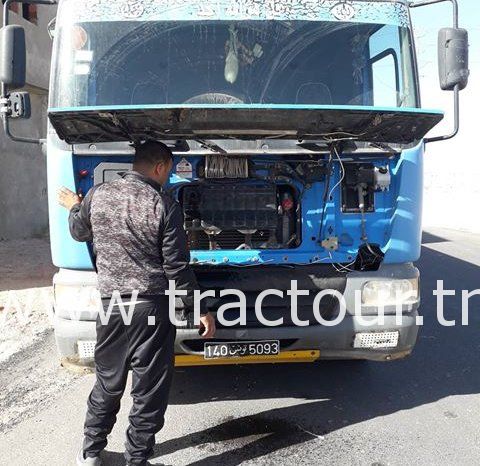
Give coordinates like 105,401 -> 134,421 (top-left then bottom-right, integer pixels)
199,313 -> 216,339
58,187 -> 82,211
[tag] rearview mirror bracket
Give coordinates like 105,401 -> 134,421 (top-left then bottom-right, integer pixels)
0,0 -> 57,145
409,0 -> 469,143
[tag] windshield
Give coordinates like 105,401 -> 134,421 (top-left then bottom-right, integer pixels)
50,0 -> 418,110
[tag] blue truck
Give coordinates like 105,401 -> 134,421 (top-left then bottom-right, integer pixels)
0,0 -> 469,367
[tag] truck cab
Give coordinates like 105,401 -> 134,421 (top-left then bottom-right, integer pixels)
0,0 -> 469,366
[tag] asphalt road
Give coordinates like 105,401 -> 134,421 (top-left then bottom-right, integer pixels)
1,228 -> 479,465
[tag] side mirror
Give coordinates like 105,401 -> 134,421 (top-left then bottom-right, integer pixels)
0,25 -> 27,89
438,27 -> 469,91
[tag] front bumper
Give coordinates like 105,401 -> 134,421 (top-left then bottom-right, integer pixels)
53,263 -> 420,366
54,311 -> 419,365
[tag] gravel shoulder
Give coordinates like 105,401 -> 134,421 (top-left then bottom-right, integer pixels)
0,238 -> 58,363
0,238 -> 76,433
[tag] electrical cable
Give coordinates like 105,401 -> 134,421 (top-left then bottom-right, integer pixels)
328,251 -> 356,273
359,203 -> 382,260
318,149 -> 334,242
328,145 -> 346,200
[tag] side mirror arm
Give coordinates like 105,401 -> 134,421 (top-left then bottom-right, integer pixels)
423,85 -> 460,143
409,0 -> 458,27
410,0 -> 467,144
3,117 -> 46,145
0,65 -> 42,146
1,97 -> 44,145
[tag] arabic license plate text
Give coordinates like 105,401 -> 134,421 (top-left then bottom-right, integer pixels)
204,340 -> 280,359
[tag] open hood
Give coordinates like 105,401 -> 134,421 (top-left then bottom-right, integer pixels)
48,105 -> 443,145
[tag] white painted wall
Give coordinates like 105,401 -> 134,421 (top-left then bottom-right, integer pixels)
413,0 -> 480,233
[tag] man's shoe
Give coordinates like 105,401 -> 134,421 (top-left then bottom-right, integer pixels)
76,448 -> 102,466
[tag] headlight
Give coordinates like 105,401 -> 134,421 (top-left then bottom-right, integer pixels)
362,278 -> 419,307
54,284 -> 101,318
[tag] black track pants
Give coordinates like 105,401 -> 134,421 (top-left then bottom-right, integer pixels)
82,296 -> 175,465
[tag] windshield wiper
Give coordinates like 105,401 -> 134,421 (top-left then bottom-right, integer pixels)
296,142 -> 329,152
367,141 -> 399,154
194,138 -> 228,155
296,140 -> 360,152
108,113 -> 138,142
102,114 -> 194,150
298,139 -> 399,155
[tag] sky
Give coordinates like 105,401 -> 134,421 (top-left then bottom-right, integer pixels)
410,0 -> 480,232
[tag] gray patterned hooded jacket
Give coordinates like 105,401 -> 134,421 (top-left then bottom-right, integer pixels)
68,170 -> 201,312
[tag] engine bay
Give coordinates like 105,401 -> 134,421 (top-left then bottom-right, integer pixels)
170,153 -> 334,251
179,181 -> 299,250
88,148 -> 393,266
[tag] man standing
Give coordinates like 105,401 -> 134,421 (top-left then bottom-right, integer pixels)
58,141 -> 215,466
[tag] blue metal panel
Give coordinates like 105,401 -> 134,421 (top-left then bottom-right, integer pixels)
164,155 -> 395,266
383,143 -> 424,263
48,141 -> 423,270
47,141 -> 93,270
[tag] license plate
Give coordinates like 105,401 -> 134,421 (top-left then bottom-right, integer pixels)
204,340 -> 280,360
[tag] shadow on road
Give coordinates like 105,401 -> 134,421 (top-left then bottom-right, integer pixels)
103,234 -> 480,465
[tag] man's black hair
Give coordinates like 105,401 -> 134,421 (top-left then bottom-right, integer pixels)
133,141 -> 173,167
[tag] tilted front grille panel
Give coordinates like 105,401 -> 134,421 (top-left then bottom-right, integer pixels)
189,265 -> 348,328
